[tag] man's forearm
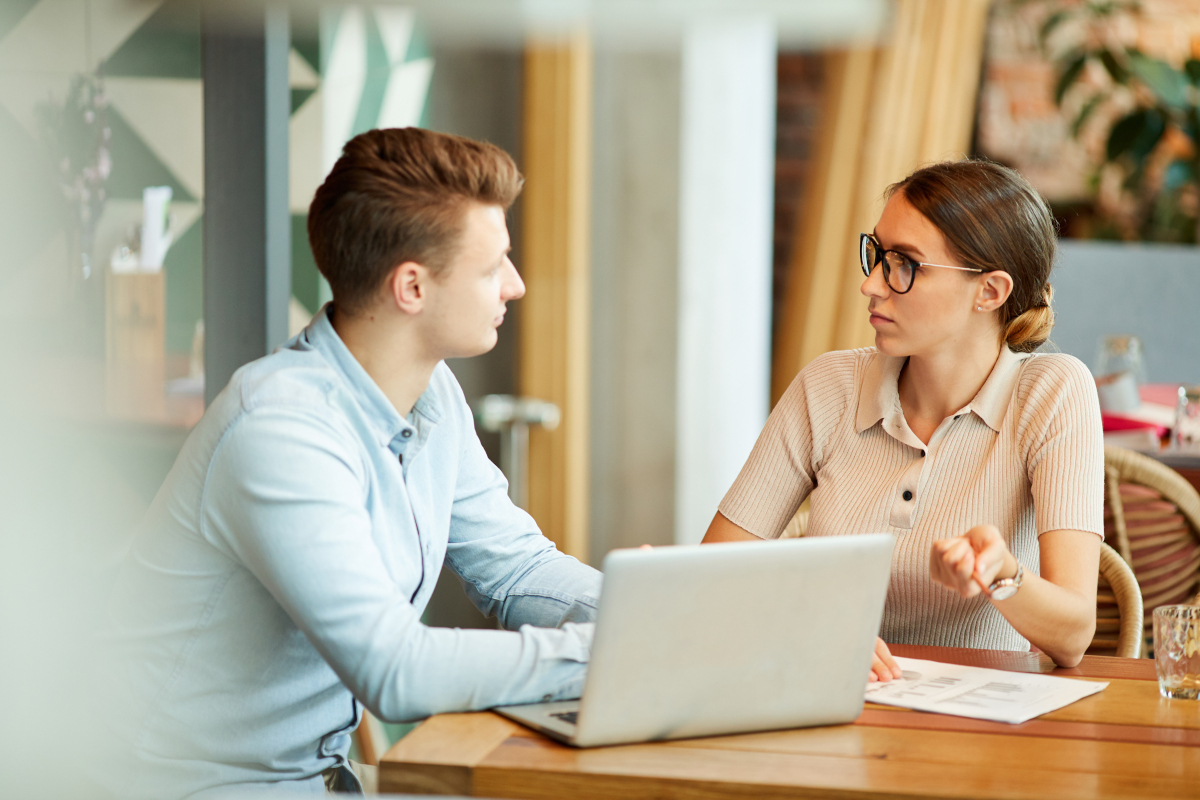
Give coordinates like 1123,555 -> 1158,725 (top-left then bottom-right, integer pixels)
463,554 -> 602,630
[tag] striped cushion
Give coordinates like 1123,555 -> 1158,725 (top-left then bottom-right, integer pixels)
1101,482 -> 1200,654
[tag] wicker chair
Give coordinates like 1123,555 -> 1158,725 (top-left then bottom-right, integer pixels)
1091,542 -> 1145,658
1102,446 -> 1200,655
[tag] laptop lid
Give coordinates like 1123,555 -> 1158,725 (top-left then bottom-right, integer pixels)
572,533 -> 894,747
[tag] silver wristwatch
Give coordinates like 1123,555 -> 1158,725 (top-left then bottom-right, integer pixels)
986,561 -> 1024,601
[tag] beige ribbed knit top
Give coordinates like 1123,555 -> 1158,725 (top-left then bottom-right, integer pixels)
719,347 -> 1104,652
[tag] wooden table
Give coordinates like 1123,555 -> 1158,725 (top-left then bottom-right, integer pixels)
379,644 -> 1200,799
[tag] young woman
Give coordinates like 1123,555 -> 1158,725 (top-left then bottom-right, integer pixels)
704,160 -> 1103,673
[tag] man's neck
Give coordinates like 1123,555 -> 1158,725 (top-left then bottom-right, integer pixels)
331,307 -> 438,418
898,336 -> 1003,444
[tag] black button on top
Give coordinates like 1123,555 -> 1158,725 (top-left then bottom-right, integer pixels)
401,429 -> 413,438
920,450 -> 926,457
902,490 -> 913,501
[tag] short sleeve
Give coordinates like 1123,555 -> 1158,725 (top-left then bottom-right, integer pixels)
718,351 -> 860,538
1016,355 -> 1105,538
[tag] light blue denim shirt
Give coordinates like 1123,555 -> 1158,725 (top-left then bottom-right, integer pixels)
95,305 -> 602,799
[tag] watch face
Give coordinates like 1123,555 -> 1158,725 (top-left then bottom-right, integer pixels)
990,584 -> 1018,601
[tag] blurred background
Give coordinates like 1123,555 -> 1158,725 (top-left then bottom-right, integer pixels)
1,0 -> 1198,794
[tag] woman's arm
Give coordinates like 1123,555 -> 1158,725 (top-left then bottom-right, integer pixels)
930,525 -> 1100,667
701,511 -> 763,543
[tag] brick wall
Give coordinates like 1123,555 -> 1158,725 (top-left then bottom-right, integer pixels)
772,53 -> 825,339
975,0 -> 1200,237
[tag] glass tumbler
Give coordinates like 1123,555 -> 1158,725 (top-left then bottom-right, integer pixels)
1094,334 -> 1145,413
1154,605 -> 1200,700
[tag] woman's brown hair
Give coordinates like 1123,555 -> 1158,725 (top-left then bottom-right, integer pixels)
308,127 -> 524,314
886,159 -> 1056,353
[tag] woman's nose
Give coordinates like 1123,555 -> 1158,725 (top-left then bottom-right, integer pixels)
861,263 -> 887,298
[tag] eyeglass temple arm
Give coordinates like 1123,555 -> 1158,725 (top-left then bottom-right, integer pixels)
918,262 -> 984,274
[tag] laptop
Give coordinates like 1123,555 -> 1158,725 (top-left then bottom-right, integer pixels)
495,533 -> 895,747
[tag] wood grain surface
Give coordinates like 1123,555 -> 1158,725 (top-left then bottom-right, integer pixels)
380,648 -> 1200,799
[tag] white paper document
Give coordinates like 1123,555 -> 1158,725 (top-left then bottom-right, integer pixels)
864,657 -> 1108,724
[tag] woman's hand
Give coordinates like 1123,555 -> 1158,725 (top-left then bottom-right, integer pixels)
929,524 -> 1015,598
869,637 -> 902,682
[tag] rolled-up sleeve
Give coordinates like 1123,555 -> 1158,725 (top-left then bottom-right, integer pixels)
441,390 -> 603,631
202,407 -> 594,723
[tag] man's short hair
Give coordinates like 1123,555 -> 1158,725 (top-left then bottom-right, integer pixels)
307,127 -> 524,314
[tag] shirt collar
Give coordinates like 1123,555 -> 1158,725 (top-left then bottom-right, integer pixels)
855,346 -> 1029,435
301,303 -> 443,448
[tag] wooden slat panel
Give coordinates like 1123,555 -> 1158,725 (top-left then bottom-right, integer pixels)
770,48 -> 876,404
520,35 -> 592,559
770,0 -> 993,396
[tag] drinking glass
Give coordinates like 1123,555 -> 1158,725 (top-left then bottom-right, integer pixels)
1094,334 -> 1144,413
1154,605 -> 1200,699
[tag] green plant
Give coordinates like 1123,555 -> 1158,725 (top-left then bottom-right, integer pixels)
1037,1 -> 1199,243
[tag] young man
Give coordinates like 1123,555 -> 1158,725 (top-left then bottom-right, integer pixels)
96,128 -> 601,797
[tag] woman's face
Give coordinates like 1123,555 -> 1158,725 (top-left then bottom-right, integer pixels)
860,192 -> 987,359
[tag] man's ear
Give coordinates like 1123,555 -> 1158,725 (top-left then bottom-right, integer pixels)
385,261 -> 429,315
975,270 -> 1014,313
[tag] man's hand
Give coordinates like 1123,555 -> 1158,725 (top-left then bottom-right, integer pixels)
929,524 -> 1014,599
868,637 -> 902,682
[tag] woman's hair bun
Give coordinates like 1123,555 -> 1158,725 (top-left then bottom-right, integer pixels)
1005,284 -> 1054,353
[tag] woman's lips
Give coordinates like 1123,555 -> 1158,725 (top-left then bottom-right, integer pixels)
869,311 -> 893,326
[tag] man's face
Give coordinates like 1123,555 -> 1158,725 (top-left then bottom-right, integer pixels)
420,202 -> 525,360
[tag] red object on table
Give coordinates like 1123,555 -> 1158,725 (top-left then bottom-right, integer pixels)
1101,414 -> 1167,436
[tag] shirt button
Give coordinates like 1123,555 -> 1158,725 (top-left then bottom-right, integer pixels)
902,490 -> 913,501
401,429 -> 412,439
920,450 -> 926,457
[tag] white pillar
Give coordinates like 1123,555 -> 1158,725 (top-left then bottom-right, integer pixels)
675,18 -> 776,544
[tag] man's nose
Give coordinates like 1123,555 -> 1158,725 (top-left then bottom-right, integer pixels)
503,259 -> 526,301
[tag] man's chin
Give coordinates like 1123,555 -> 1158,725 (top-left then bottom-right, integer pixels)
449,333 -> 499,360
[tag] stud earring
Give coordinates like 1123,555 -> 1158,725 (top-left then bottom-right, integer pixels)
976,306 -> 983,311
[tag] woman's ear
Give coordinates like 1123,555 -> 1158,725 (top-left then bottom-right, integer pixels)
975,270 -> 1013,313
386,261 -> 429,315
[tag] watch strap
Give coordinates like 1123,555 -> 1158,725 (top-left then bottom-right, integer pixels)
986,561 -> 1024,599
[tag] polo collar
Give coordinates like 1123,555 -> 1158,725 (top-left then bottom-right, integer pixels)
303,304 -> 444,448
855,347 -> 1029,435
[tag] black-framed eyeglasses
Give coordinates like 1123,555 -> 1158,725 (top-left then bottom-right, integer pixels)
859,233 -> 983,294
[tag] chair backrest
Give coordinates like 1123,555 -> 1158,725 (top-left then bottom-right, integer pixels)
1103,445 -> 1200,654
1093,542 -> 1145,658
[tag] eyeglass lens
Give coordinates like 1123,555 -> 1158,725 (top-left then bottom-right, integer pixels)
860,235 -> 914,293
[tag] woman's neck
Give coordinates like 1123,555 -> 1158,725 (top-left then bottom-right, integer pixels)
897,338 -> 1003,445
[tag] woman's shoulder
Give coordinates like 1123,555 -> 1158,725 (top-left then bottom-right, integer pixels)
1011,351 -> 1099,420
801,347 -> 879,378
1017,351 -> 1094,390
779,347 -> 878,409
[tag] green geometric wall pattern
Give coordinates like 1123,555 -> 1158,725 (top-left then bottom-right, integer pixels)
3,1 -> 433,352
101,0 -> 201,80
105,106 -> 195,203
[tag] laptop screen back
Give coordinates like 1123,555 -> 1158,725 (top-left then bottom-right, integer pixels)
574,534 -> 894,747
